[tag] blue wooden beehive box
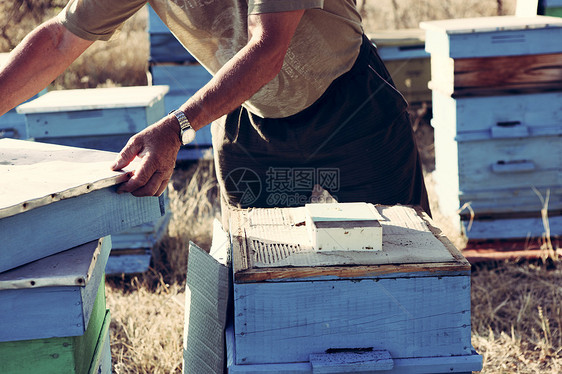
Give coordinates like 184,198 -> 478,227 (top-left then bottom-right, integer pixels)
0,238 -> 112,374
221,205 -> 481,373
0,138 -> 165,272
14,87 -> 171,272
422,16 -> 562,96
16,85 -> 169,153
0,237 -> 110,342
421,16 -> 562,240
147,5 -> 196,64
545,0 -> 562,16
369,29 -> 431,105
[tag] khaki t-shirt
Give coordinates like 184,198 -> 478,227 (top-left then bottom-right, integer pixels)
59,0 -> 363,118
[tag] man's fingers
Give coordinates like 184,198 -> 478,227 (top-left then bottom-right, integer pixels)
155,179 -> 169,197
116,156 -> 154,194
130,172 -> 169,197
111,136 -> 142,171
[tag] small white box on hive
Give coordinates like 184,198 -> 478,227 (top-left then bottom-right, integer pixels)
305,202 -> 383,251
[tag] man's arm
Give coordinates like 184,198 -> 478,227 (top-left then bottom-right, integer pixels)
0,18 -> 93,116
112,10 -> 305,197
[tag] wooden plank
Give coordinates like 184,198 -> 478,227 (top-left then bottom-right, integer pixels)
233,276 -> 472,365
309,350 -> 393,373
0,237 -> 109,290
150,64 -> 212,96
24,105 -> 159,138
16,86 -> 169,114
112,209 -> 171,250
0,239 -> 110,342
0,109 -> 28,139
0,139 -> 134,218
230,205 -> 468,283
431,90 -> 562,134
462,214 -> 562,240
421,16 -> 562,58
87,310 -> 111,374
227,323 -> 481,373
0,185 -> 163,272
183,237 -> 230,374
0,139 -> 164,271
0,279 -> 106,373
105,251 -> 152,275
429,53 -> 562,96
33,135 -> 132,153
147,5 -> 195,63
545,6 -> 562,16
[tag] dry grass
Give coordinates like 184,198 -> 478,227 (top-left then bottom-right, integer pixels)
105,275 -> 184,374
4,1 -> 562,373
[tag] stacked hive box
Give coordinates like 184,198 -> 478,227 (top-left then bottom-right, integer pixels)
0,139 -> 165,373
182,205 -> 482,373
421,16 -> 562,240
16,86 -> 172,273
147,5 -> 213,160
369,29 -> 432,105
545,0 -> 562,16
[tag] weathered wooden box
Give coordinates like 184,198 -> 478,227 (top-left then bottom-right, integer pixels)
147,5 -> 195,63
0,237 -> 110,342
225,205 -> 481,372
14,87 -> 172,272
421,16 -> 562,96
0,305 -> 111,374
0,139 -> 164,272
16,86 -> 168,150
431,90 -> 562,217
545,0 -> 562,16
369,29 -> 431,104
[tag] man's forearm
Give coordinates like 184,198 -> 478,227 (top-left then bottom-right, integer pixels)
177,10 -> 304,132
0,18 -> 92,116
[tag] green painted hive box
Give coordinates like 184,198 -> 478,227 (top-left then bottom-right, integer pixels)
0,279 -> 110,374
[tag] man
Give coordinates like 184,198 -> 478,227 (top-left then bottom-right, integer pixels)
0,0 -> 430,215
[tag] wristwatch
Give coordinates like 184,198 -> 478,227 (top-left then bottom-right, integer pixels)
169,109 -> 196,145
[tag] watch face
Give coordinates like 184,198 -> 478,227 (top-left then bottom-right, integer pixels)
181,128 -> 196,144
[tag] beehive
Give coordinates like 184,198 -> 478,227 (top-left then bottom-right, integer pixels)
16,86 -> 168,152
222,204 -> 481,373
0,238 -> 111,374
545,0 -> 562,16
421,15 -> 562,240
369,29 -> 431,104
0,139 -> 164,272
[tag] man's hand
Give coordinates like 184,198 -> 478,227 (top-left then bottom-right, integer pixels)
111,115 -> 181,197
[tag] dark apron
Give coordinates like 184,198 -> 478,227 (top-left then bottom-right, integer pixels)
212,34 -> 431,216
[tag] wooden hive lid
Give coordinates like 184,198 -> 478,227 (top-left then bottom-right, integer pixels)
0,139 -> 135,219
0,237 -> 109,290
229,204 -> 470,283
420,15 -> 562,34
16,85 -> 169,114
